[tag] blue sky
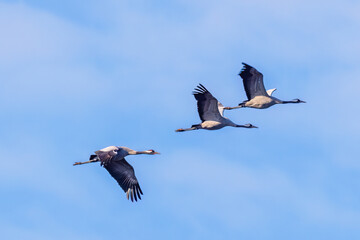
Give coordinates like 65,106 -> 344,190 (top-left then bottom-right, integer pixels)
1,0 -> 359,239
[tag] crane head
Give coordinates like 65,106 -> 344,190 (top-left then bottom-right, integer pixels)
244,124 -> 258,128
294,99 -> 306,103
147,149 -> 160,155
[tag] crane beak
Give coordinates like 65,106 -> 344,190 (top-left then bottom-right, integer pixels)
147,150 -> 160,154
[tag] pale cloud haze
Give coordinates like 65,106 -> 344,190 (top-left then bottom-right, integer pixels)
0,1 -> 359,239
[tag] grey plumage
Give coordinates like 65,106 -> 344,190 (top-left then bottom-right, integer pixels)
175,84 -> 257,132
224,63 -> 306,110
240,63 -> 268,100
73,146 -> 159,202
193,84 -> 224,122
104,158 -> 143,202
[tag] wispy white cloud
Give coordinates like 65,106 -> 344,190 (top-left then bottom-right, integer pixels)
0,2 -> 94,64
0,1 -> 359,239
153,150 -> 360,230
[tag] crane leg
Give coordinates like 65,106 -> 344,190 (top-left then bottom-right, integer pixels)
224,105 -> 244,110
175,127 -> 197,132
73,159 -> 98,166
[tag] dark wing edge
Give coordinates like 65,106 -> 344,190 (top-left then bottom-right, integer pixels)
192,84 -> 213,99
239,63 -> 267,100
192,84 -> 222,122
104,158 -> 143,202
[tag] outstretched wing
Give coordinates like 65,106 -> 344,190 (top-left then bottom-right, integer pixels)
104,158 -> 143,202
239,63 -> 268,100
193,84 -> 223,122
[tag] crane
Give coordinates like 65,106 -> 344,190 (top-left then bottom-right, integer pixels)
176,84 -> 257,132
224,63 -> 305,110
73,146 -> 159,202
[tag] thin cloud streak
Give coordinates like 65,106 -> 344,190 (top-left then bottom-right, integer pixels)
0,1 -> 359,239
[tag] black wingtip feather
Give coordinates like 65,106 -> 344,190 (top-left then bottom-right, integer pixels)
133,187 -> 138,201
136,186 -> 142,200
138,185 -> 143,195
239,63 -> 254,79
130,189 -> 134,202
198,84 -> 207,91
242,62 -> 252,68
240,62 -> 252,71
193,84 -> 209,96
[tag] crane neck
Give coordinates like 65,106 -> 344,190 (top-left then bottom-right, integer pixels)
282,100 -> 299,104
134,151 -> 150,155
